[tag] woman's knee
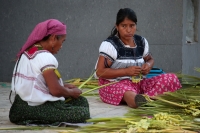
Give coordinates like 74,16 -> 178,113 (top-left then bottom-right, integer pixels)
123,91 -> 137,108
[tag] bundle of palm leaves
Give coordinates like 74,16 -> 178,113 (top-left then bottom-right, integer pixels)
64,68 -> 200,133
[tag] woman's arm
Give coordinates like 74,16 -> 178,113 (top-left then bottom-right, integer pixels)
96,56 -> 141,79
141,54 -> 154,75
43,69 -> 82,98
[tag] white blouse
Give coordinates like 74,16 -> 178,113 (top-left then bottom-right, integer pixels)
11,50 -> 65,106
95,37 -> 150,80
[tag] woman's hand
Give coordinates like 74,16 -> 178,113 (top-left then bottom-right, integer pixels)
64,84 -> 82,98
125,66 -> 142,76
141,63 -> 151,75
68,88 -> 82,98
142,53 -> 154,75
64,83 -> 76,89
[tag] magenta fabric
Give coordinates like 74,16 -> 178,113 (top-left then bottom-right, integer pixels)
98,73 -> 182,105
17,19 -> 66,58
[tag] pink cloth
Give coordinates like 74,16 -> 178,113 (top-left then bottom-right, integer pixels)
98,73 -> 181,105
17,19 -> 66,58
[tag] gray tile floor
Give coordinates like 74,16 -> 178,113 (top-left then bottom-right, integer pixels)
0,82 -> 129,133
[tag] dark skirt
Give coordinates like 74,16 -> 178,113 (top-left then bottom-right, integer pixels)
9,95 -> 90,125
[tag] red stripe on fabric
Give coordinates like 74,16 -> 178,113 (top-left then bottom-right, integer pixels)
13,72 -> 37,81
34,84 -> 49,94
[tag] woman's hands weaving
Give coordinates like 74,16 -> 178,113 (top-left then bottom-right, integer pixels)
141,63 -> 151,75
125,66 -> 142,76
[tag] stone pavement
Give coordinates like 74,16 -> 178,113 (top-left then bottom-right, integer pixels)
0,82 -> 129,133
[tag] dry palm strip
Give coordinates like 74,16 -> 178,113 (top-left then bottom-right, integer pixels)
65,78 -> 99,90
64,72 -> 99,96
132,73 -> 143,83
65,72 -> 118,102
65,78 -> 118,99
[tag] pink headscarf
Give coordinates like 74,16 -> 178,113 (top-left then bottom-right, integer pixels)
17,19 -> 67,58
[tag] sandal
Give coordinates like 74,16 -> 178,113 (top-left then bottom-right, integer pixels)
135,94 -> 147,107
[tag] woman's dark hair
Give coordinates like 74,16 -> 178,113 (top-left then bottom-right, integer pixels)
110,8 -> 137,37
42,34 -> 51,41
42,34 -> 63,41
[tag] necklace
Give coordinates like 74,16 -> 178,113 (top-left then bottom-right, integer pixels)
34,43 -> 43,50
119,37 -> 136,48
34,43 -> 42,47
